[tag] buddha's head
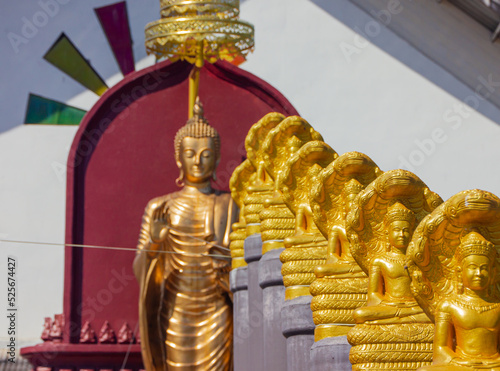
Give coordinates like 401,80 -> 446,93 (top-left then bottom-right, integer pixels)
384,202 -> 416,251
174,99 -> 220,187
455,232 -> 496,293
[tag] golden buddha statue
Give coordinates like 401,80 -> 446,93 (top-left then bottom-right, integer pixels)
346,169 -> 443,371
133,99 -> 238,371
352,202 -> 429,324
407,189 -> 500,371
229,159 -> 255,269
308,152 -> 381,340
277,140 -> 337,299
242,113 -> 285,237
259,116 -> 323,255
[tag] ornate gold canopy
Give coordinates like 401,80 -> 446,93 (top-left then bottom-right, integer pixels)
145,0 -> 254,65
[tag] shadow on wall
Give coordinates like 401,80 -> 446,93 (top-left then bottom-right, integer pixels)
310,0 -> 500,126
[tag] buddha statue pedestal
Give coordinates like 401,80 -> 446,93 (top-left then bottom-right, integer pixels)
281,295 -> 316,371
230,267 -> 250,371
258,196 -> 295,371
309,273 -> 367,371
311,335 -> 352,371
348,323 -> 434,370
259,248 -> 287,371
244,233 -> 265,369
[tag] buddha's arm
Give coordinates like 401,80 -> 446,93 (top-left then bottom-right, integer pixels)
367,263 -> 384,306
223,196 -> 239,248
133,197 -> 169,281
211,195 -> 238,296
296,206 -> 307,235
328,226 -> 351,261
432,305 -> 458,365
326,229 -> 341,261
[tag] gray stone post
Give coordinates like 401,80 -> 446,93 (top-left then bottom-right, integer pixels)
258,248 -> 287,371
243,234 -> 264,370
230,267 -> 249,371
281,295 -> 315,371
310,335 -> 352,371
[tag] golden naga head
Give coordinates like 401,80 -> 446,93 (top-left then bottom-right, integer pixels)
245,113 -> 285,166
262,116 -> 323,181
174,98 -> 220,186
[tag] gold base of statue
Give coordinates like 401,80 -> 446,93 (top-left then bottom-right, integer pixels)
281,239 -> 328,300
244,188 -> 273,236
310,276 -> 368,340
262,240 -> 285,254
231,257 -> 247,269
245,223 -> 261,236
314,324 -> 353,341
229,222 -> 247,269
348,323 -> 434,371
260,198 -> 295,254
352,362 -> 431,371
284,286 -> 312,300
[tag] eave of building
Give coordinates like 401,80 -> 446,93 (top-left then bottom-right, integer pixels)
348,0 -> 500,111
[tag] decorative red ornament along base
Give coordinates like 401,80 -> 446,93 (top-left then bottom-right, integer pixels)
21,343 -> 143,370
21,60 -> 298,370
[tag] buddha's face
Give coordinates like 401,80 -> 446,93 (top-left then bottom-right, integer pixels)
178,136 -> 217,184
461,254 -> 493,292
388,220 -> 412,249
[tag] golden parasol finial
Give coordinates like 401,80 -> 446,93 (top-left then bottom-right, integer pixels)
145,0 -> 255,117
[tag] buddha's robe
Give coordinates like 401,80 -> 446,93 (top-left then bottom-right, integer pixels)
134,188 -> 238,371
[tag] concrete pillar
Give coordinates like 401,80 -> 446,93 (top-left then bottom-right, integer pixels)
281,295 -> 315,371
243,234 -> 264,370
310,335 -> 352,371
230,267 -> 249,371
258,248 -> 287,371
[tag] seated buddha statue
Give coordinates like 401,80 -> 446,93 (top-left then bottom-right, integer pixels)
347,170 -> 440,370
419,232 -> 500,371
353,202 -> 430,325
133,99 -> 238,371
314,179 -> 367,279
309,178 -> 370,340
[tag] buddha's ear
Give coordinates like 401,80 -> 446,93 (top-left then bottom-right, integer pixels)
176,159 -> 182,169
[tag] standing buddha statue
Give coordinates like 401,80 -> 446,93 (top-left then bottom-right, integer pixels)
133,99 -> 238,371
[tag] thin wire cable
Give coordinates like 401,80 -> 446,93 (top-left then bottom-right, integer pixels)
0,237 -> 232,260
